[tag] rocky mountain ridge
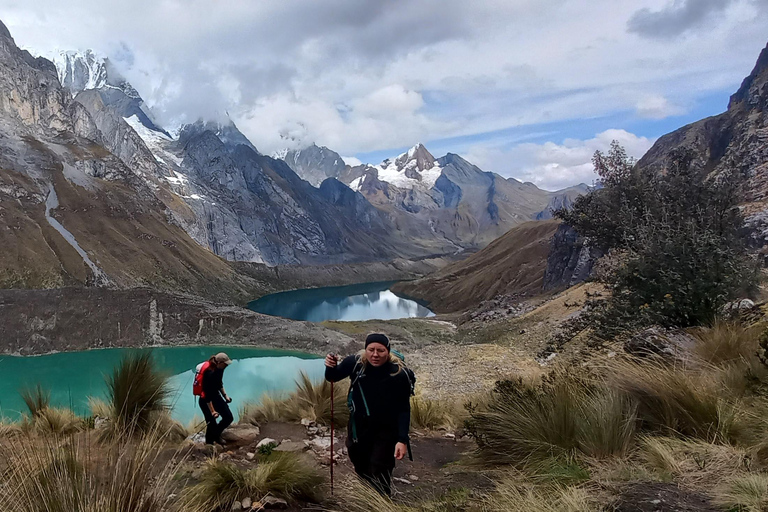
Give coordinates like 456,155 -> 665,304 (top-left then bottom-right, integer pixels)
282,142 -> 590,248
637,41 -> 768,241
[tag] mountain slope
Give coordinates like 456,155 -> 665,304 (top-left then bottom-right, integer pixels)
391,220 -> 561,313
0,20 -> 263,300
637,41 -> 768,230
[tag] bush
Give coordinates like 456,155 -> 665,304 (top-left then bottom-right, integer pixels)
557,143 -> 756,337
104,351 -> 170,439
241,371 -> 348,426
180,451 -> 324,511
465,370 -> 636,467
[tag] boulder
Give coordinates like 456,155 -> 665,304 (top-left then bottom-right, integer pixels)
624,327 -> 697,360
262,496 -> 289,509
220,424 -> 261,445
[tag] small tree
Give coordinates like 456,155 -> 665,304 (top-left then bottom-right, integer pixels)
557,142 -> 756,337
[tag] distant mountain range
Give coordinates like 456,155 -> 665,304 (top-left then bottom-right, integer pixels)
279,142 -> 590,248
35,46 -> 591,266
13,20 -> 768,298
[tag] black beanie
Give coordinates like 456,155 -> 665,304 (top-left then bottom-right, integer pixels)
365,333 -> 390,351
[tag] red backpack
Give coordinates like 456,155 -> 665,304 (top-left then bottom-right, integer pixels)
193,361 -> 211,397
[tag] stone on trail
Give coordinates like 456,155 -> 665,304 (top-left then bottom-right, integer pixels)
256,437 -> 278,448
231,500 -> 243,511
187,432 -> 206,444
262,496 -> 289,509
274,440 -> 306,452
241,497 -> 252,509
221,424 -> 261,444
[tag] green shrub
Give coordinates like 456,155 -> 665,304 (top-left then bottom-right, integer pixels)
557,143 -> 756,337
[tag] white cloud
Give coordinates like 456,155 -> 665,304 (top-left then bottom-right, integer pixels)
635,94 -> 684,119
1,0 -> 766,156
341,155 -> 363,167
463,129 -> 656,191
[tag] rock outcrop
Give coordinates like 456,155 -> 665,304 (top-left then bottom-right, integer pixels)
637,41 -> 768,242
542,224 -> 603,292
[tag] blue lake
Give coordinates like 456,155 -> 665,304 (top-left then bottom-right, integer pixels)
248,281 -> 434,322
0,346 -> 323,425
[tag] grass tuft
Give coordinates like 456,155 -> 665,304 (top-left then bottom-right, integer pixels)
713,473 -> 768,512
104,351 -> 170,439
483,479 -> 593,512
410,396 -> 463,431
241,371 -> 348,426
0,432 -> 181,512
180,451 -> 324,511
19,384 -> 50,418
465,370 -> 635,467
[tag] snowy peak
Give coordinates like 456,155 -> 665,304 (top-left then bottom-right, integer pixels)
178,117 -> 259,154
277,143 -> 346,187
376,143 -> 442,189
394,143 -> 436,173
54,50 -> 108,95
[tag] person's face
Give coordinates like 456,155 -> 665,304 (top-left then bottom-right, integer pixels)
366,343 -> 388,367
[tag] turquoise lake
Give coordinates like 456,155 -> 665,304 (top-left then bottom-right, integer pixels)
248,281 -> 434,322
0,346 -> 323,425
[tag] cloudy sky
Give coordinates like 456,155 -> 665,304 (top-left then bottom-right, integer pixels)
2,0 -> 767,190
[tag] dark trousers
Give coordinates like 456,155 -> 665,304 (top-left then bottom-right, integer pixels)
199,394 -> 233,444
347,429 -> 397,496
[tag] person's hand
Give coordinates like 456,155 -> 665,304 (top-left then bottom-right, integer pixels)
212,411 -> 220,419
394,442 -> 407,460
225,395 -> 232,404
325,353 -> 339,368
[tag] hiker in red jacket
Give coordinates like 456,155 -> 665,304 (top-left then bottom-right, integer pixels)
198,352 -> 234,445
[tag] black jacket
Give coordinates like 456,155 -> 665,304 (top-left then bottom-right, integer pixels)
200,365 -> 224,403
325,355 -> 411,443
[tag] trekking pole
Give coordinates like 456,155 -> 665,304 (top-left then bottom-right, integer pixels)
330,379 -> 335,495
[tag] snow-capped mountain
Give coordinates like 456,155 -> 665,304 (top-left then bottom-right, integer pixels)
276,144 -> 347,187
54,50 -> 108,93
52,49 -> 168,136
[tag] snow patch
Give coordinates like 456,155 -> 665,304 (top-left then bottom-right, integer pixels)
123,115 -> 183,168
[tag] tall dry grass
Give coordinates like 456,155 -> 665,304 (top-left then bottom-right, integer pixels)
180,451 -> 324,511
713,473 -> 768,512
466,371 -> 636,467
410,396 -> 464,431
483,479 -> 594,512
0,429 -> 181,512
102,352 -> 171,439
241,371 -> 348,426
19,384 -> 50,418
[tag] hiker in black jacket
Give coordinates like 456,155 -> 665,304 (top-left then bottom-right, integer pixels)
325,333 -> 411,496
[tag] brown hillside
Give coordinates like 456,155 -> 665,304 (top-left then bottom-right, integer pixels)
391,220 -> 560,313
